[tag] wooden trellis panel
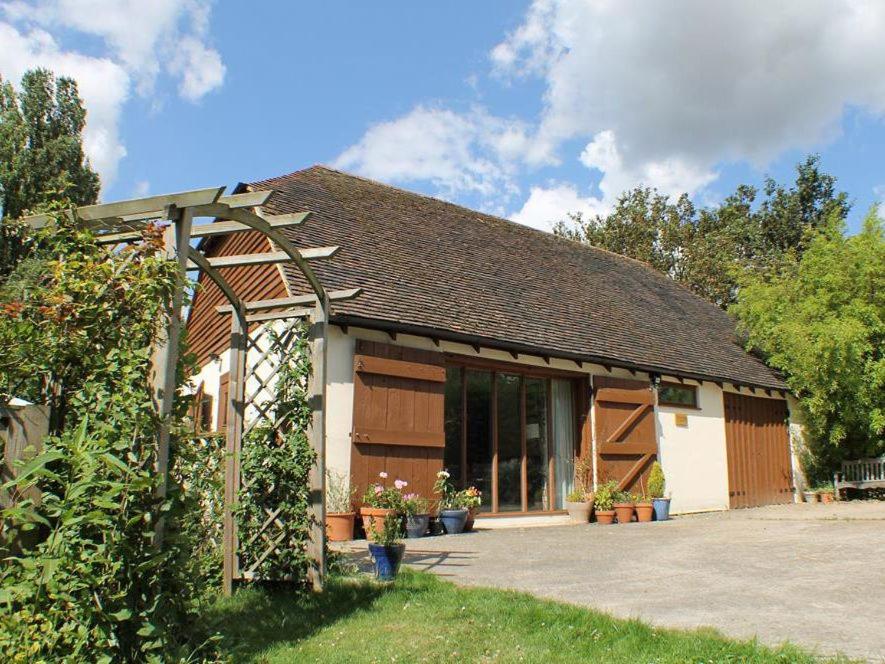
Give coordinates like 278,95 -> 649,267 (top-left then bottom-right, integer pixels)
235,317 -> 307,580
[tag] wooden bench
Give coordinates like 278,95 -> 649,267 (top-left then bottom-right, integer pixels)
834,456 -> 885,499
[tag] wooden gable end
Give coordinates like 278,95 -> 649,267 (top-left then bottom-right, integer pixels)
186,230 -> 289,367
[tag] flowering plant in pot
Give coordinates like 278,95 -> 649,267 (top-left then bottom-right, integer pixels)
360,472 -> 406,535
612,490 -> 635,524
434,470 -> 469,534
402,493 -> 430,538
459,486 -> 482,531
367,511 -> 406,581
817,482 -> 835,504
648,461 -> 671,521
326,470 -> 357,541
593,481 -> 617,524
565,455 -> 595,523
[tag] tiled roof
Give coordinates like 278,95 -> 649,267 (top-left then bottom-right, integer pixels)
246,165 -> 786,390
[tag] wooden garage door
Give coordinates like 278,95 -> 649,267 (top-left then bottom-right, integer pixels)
724,393 -> 793,508
350,340 -> 445,502
594,376 -> 657,493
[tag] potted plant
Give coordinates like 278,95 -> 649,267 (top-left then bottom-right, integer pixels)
326,470 -> 357,541
612,490 -> 635,524
434,470 -> 469,534
593,481 -> 617,524
648,461 -> 671,521
460,486 -> 482,531
818,482 -> 835,504
367,511 -> 406,581
402,493 -> 430,538
360,472 -> 406,535
565,455 -> 595,524
802,488 -> 819,503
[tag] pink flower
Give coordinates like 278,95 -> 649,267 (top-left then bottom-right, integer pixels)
374,485 -> 383,495
379,471 -> 388,479
394,479 -> 407,490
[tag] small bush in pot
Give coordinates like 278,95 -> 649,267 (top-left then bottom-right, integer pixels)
402,493 -> 430,538
326,470 -> 357,541
367,511 -> 406,581
434,470 -> 469,534
816,482 -> 835,504
459,486 -> 482,531
648,461 -> 671,521
593,481 -> 617,524
565,455 -> 595,523
612,490 -> 635,524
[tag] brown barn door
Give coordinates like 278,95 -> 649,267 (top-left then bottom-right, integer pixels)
724,393 -> 793,508
594,376 -> 657,493
350,341 -> 445,502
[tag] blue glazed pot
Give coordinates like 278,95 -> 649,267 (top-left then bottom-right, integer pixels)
653,498 -> 671,521
438,508 -> 469,534
368,542 -> 406,581
405,514 -> 429,539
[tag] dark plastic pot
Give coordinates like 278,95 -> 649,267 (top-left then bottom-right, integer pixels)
652,497 -> 671,521
368,542 -> 406,581
438,508 -> 469,534
405,514 -> 429,538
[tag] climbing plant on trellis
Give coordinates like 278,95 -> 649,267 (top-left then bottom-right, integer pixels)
235,319 -> 315,582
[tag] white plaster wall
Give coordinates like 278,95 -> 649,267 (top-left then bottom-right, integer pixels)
655,381 -> 730,513
188,348 -> 230,432
325,326 -> 356,479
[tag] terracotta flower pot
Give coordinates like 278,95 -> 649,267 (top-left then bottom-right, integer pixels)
464,507 -> 478,532
360,506 -> 396,537
613,502 -> 635,524
565,501 -> 592,524
821,491 -> 834,504
635,502 -> 654,523
595,509 -> 616,524
326,512 -> 355,541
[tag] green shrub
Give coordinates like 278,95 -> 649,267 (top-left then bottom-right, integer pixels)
594,481 -> 618,510
648,461 -> 666,498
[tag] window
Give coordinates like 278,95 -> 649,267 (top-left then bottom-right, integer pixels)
658,382 -> 698,408
443,362 -> 581,514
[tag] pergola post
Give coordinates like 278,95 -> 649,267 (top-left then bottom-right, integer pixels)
222,311 -> 247,596
307,294 -> 329,590
151,207 -> 193,544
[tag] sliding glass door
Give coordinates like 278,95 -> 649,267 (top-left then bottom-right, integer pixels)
444,365 -> 579,514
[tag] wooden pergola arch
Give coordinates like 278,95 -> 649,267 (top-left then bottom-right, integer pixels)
22,187 -> 361,593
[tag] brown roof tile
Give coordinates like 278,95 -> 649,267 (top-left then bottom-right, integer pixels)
246,165 -> 786,390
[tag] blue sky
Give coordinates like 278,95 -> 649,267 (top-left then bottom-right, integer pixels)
2,1 -> 884,234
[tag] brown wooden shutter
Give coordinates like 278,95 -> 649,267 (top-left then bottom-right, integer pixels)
217,372 -> 230,433
594,376 -> 658,493
350,340 -> 445,502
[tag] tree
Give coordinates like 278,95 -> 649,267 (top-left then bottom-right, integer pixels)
0,68 -> 100,220
554,156 -> 850,308
730,211 -> 885,482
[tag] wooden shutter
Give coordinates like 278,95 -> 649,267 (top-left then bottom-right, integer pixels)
217,372 -> 230,433
594,376 -> 658,493
350,340 -> 445,502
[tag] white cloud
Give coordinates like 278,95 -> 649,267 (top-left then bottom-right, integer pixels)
494,0 -> 885,174
132,180 -> 150,198
510,183 -> 598,231
334,105 -> 529,201
0,0 -> 225,187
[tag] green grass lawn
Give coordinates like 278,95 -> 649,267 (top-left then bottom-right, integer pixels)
208,570 -> 848,663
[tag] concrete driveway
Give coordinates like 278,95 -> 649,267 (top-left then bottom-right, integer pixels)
346,502 -> 885,661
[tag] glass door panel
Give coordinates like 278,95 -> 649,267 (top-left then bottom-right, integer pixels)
525,377 -> 549,510
465,371 -> 492,502
496,373 -> 522,512
552,379 -> 576,509
443,367 -> 463,485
